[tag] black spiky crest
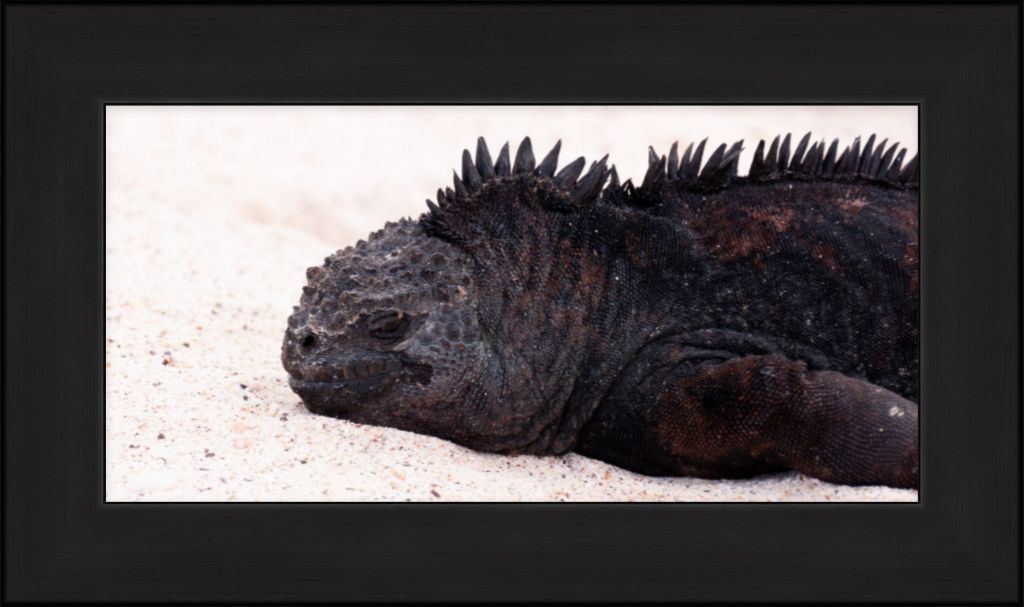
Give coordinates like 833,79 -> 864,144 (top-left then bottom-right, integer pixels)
422,133 -> 918,242
622,132 -> 918,200
422,137 -> 610,244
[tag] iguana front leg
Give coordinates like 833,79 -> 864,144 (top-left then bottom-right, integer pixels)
654,353 -> 919,488
578,351 -> 919,488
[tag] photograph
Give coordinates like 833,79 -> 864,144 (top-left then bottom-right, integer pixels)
105,105 -> 919,502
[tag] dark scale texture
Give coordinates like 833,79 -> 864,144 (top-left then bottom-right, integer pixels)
283,134 -> 920,488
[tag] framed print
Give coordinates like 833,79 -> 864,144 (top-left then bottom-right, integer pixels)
105,104 -> 920,503
4,2 -> 1020,603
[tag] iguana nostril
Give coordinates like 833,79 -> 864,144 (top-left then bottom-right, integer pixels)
301,334 -> 316,349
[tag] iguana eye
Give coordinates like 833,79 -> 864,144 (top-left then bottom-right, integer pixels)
369,311 -> 409,339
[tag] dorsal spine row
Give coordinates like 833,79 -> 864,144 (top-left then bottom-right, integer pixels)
636,132 -> 919,194
422,137 -> 611,243
431,137 -> 610,213
422,133 -> 919,241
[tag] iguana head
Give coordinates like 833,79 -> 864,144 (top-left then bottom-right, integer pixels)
282,219 -> 488,435
282,137 -> 619,453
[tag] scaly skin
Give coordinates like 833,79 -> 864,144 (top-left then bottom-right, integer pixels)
282,134 -> 919,488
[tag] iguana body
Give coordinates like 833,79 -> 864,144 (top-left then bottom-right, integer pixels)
282,134 -> 919,488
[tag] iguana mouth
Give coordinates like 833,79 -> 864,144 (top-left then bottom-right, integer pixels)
288,356 -> 434,407
289,356 -> 402,392
289,374 -> 399,398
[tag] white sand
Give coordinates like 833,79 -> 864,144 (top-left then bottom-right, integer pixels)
105,106 -> 918,502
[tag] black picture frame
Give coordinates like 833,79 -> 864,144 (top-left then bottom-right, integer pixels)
3,2 -> 1020,603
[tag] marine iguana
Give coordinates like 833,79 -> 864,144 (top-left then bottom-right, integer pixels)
282,133 -> 920,489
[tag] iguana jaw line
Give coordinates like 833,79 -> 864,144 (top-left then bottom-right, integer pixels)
288,373 -> 399,396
